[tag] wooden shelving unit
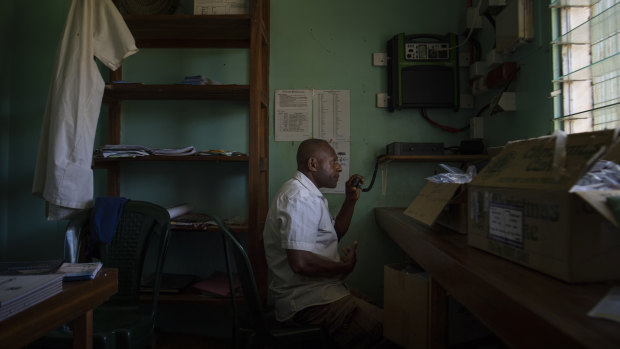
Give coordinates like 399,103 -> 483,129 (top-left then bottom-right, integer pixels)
98,1 -> 270,299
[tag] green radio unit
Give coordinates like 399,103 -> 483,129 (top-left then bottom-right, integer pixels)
387,33 -> 459,111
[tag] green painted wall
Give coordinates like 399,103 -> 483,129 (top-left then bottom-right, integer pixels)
268,0 -> 552,300
2,0 -> 73,259
1,0 -> 12,254
1,0 -> 552,304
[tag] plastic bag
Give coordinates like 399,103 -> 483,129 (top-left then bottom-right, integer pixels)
425,164 -> 477,184
570,160 -> 620,192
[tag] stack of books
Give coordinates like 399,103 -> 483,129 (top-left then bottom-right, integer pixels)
0,259 -> 62,276
57,262 -> 103,281
0,260 -> 104,321
0,273 -> 64,321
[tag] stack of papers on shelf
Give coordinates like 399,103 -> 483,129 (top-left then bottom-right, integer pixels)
57,262 -> 103,281
170,212 -> 215,230
178,75 -> 222,85
97,144 -> 150,157
0,259 -> 63,276
0,274 -> 64,321
151,146 -> 196,156
96,144 -> 196,158
196,149 -> 246,157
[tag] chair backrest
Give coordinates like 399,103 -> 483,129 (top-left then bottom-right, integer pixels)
63,200 -> 170,318
214,216 -> 271,337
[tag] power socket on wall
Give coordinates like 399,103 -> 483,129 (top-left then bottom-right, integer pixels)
373,53 -> 388,66
376,93 -> 388,108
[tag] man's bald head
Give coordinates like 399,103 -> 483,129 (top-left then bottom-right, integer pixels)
296,138 -> 341,188
297,138 -> 331,172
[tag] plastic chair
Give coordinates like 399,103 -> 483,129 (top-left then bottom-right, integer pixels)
213,216 -> 329,349
32,200 -> 171,349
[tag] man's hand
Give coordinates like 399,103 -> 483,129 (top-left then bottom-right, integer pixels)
335,176 -> 364,239
345,175 -> 364,202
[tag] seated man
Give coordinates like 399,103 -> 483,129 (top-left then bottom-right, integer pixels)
263,138 -> 383,348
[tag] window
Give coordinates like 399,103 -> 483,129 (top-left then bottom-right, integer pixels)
551,0 -> 620,133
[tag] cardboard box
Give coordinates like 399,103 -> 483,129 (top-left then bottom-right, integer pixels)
435,185 -> 469,234
468,130 -> 620,282
194,0 -> 248,15
384,264 -> 428,349
404,181 -> 469,234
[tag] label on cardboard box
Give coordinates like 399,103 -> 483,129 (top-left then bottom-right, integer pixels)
489,203 -> 523,248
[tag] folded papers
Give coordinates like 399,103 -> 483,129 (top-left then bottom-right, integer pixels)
96,144 -> 196,158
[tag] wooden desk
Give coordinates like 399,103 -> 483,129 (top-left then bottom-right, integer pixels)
0,268 -> 118,349
375,207 -> 620,349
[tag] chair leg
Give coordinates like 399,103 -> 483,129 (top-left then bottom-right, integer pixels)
236,328 -> 256,349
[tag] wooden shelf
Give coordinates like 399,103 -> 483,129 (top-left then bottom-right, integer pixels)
104,84 -> 250,101
92,154 -> 249,169
100,0 -> 270,298
375,207 -> 620,348
142,286 -> 236,305
378,154 -> 490,164
123,15 -> 251,48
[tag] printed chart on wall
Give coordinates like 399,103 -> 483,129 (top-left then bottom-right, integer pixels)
314,90 -> 350,194
274,89 -> 351,194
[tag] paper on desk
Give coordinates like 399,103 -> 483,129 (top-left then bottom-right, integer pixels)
588,286 -> 620,323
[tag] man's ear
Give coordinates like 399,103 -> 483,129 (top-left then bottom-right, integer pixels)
307,157 -> 318,171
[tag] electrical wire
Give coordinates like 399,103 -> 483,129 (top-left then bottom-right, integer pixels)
359,155 -> 383,192
488,66 -> 521,116
360,101 -> 490,192
476,104 -> 490,116
447,0 -> 484,51
420,108 -> 470,133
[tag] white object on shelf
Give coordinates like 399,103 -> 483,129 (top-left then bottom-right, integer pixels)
167,203 -> 194,219
194,0 -> 248,15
